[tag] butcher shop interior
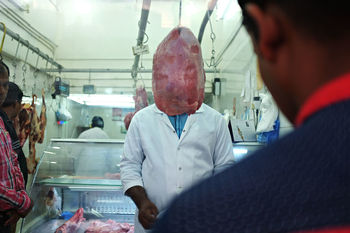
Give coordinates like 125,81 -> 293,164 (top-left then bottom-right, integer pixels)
0,0 -> 295,232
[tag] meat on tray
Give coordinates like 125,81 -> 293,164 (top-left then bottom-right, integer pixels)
55,208 -> 85,233
85,220 -> 134,233
152,26 -> 205,116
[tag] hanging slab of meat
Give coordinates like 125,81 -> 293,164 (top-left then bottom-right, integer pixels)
124,87 -> 148,130
27,95 -> 41,174
124,112 -> 134,130
55,208 -> 85,233
85,219 -> 133,233
152,26 -> 205,116
38,89 -> 47,143
26,91 -> 47,174
18,104 -> 31,147
134,87 -> 148,112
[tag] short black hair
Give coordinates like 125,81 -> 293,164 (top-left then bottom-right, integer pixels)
2,82 -> 23,107
238,0 -> 350,42
0,60 -> 10,77
92,116 -> 104,129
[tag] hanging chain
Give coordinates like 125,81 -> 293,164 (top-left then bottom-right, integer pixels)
11,39 -> 21,83
22,45 -> 30,93
44,60 -> 49,93
137,53 -> 146,88
179,0 -> 182,26
205,11 -> 218,74
32,54 -> 40,94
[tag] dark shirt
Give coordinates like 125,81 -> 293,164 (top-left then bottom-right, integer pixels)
152,73 -> 350,233
0,109 -> 28,186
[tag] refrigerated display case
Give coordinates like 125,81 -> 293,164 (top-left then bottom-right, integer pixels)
20,139 -> 136,233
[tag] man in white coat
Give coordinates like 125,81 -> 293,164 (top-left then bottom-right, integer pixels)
78,116 -> 109,139
76,116 -> 110,176
120,102 -> 234,233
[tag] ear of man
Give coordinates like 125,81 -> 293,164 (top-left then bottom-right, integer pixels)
245,4 -> 286,63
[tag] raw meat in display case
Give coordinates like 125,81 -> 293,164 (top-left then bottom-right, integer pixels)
20,139 -> 136,233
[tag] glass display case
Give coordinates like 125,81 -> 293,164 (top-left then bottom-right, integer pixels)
20,139 -> 136,233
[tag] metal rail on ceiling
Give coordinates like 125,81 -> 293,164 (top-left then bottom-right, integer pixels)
0,23 -> 62,69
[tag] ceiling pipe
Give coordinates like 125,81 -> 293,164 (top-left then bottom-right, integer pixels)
0,24 -> 62,69
131,0 -> 151,79
198,0 -> 218,44
41,68 -> 219,73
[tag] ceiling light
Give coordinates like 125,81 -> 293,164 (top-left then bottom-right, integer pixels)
68,94 -> 135,108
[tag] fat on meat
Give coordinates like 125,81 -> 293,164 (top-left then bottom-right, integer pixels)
55,208 -> 85,233
152,26 -> 205,116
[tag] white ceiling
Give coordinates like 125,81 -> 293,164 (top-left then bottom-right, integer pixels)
3,0 -> 255,94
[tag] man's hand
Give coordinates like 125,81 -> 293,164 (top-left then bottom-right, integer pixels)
138,199 -> 159,229
18,198 -> 34,218
125,186 -> 159,229
4,210 -> 20,226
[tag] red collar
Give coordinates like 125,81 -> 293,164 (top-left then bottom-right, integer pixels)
295,72 -> 350,126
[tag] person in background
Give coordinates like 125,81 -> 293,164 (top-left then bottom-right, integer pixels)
0,82 -> 28,186
0,61 -> 33,233
78,116 -> 109,139
152,0 -> 350,232
75,116 -> 110,177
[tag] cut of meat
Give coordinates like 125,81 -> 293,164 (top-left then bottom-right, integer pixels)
38,89 -> 47,143
152,26 -> 205,116
18,104 -> 31,147
55,208 -> 85,233
134,87 -> 148,112
124,112 -> 134,130
124,86 -> 148,130
24,91 -> 47,174
85,219 -> 133,233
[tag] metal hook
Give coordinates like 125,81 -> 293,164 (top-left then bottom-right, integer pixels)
12,39 -> 21,67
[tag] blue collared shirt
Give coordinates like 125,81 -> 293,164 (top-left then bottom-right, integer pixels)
168,113 -> 188,138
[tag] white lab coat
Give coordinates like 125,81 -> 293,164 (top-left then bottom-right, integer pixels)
120,104 -> 234,233
75,127 -> 110,176
78,127 -> 109,139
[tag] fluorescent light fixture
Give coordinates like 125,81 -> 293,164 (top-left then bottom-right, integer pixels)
68,94 -> 135,108
44,151 -> 56,155
52,146 -> 61,150
50,161 -> 57,164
